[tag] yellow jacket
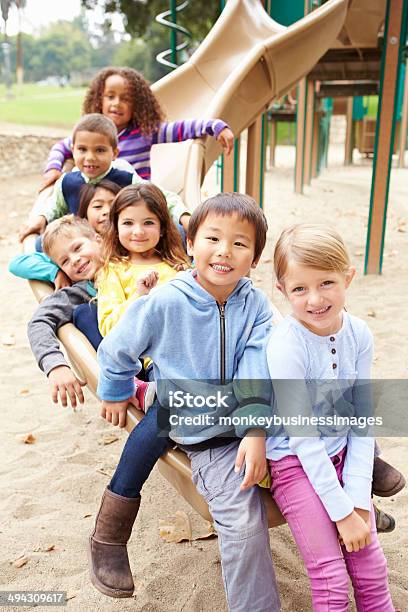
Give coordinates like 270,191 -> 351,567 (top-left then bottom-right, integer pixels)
97,260 -> 179,337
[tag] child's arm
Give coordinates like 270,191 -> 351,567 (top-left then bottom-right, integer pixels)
229,292 -> 273,487
152,119 -> 234,155
27,284 -> 90,407
40,136 -> 73,192
342,323 -> 375,516
232,292 -> 274,438
97,296 -> 158,403
19,176 -> 67,241
9,252 -> 60,284
267,327 -> 358,523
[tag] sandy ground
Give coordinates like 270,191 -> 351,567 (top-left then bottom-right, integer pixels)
0,141 -> 407,611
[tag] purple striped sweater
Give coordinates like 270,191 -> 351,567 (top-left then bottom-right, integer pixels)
45,118 -> 229,180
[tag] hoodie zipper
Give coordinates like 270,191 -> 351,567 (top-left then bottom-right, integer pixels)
218,302 -> 226,384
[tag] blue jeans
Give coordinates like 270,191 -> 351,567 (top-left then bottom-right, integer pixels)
109,400 -> 170,498
73,302 -> 102,350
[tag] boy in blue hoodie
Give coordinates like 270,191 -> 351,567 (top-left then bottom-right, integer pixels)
93,193 -> 280,611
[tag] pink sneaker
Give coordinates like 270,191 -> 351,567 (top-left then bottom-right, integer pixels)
135,381 -> 156,413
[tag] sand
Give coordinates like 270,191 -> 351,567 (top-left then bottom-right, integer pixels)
1,139 -> 407,611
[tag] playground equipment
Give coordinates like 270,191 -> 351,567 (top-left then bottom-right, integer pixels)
25,0 -> 348,527
149,0 -> 347,208
292,0 -> 408,273
155,0 -> 191,70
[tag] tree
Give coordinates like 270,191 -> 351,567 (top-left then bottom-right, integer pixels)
112,22 -> 169,83
80,0 -> 220,44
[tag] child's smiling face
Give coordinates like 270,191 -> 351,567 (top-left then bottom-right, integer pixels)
86,187 -> 116,235
187,212 -> 258,303
72,131 -> 118,179
102,74 -> 133,132
278,262 -> 355,336
117,201 -> 162,263
49,232 -> 102,283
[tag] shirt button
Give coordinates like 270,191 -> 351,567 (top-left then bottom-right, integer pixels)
331,348 -> 336,354
332,363 -> 337,370
330,336 -> 335,342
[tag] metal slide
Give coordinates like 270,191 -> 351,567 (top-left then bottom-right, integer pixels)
26,0 -> 348,526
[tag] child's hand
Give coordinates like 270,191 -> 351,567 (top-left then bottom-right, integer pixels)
19,216 -> 47,242
48,365 -> 85,409
179,213 -> 190,233
217,127 -> 234,156
136,270 -> 159,296
336,510 -> 371,552
38,169 -> 62,193
354,507 -> 371,527
100,399 -> 131,428
54,269 -> 72,290
235,429 -> 267,490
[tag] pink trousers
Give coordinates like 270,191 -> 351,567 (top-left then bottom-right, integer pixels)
269,449 -> 394,611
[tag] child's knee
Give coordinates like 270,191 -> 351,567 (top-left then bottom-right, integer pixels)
309,558 -> 349,606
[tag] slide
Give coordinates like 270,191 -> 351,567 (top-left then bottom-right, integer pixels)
333,0 -> 386,49
25,0 -> 348,527
151,0 -> 348,207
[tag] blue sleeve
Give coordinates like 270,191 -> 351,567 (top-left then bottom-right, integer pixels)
97,295 -> 159,401
232,292 -> 274,437
9,253 -> 59,282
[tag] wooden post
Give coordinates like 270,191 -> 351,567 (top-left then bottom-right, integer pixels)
365,0 -> 408,274
222,138 -> 240,192
311,110 -> 320,178
295,78 -> 307,193
398,64 -> 408,168
344,97 -> 354,165
304,79 -> 315,185
268,117 -> 277,168
246,115 -> 264,203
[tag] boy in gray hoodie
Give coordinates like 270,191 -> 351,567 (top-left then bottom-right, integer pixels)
94,193 -> 280,611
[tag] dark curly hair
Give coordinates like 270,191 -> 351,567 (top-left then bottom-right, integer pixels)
82,67 -> 165,136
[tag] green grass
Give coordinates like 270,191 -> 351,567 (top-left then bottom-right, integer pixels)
0,83 -> 86,128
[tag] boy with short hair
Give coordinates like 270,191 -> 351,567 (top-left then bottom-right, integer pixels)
26,215 -> 153,410
19,113 -> 191,241
93,193 -> 280,611
27,215 -> 103,408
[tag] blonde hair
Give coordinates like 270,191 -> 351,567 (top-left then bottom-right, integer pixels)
43,215 -> 97,257
274,223 -> 350,282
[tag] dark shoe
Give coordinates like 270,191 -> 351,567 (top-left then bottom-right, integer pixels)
374,504 -> 396,533
372,457 -> 406,497
88,488 -> 140,598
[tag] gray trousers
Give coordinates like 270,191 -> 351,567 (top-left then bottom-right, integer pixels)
187,441 -> 280,612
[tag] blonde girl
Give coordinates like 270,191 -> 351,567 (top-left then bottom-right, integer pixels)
266,224 -> 394,611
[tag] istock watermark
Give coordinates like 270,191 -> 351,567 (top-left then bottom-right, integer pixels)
168,389 -> 232,409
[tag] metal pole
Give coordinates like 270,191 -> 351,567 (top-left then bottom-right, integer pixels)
170,0 -> 177,67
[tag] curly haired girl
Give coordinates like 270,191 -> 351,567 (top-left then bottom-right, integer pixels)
40,66 -> 234,191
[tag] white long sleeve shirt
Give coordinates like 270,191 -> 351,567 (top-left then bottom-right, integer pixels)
266,312 -> 375,522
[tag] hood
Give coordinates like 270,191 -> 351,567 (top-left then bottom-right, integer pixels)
169,269 -> 253,305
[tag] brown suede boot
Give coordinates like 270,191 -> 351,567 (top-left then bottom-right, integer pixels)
372,457 -> 406,497
88,488 -> 140,598
374,504 -> 396,534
